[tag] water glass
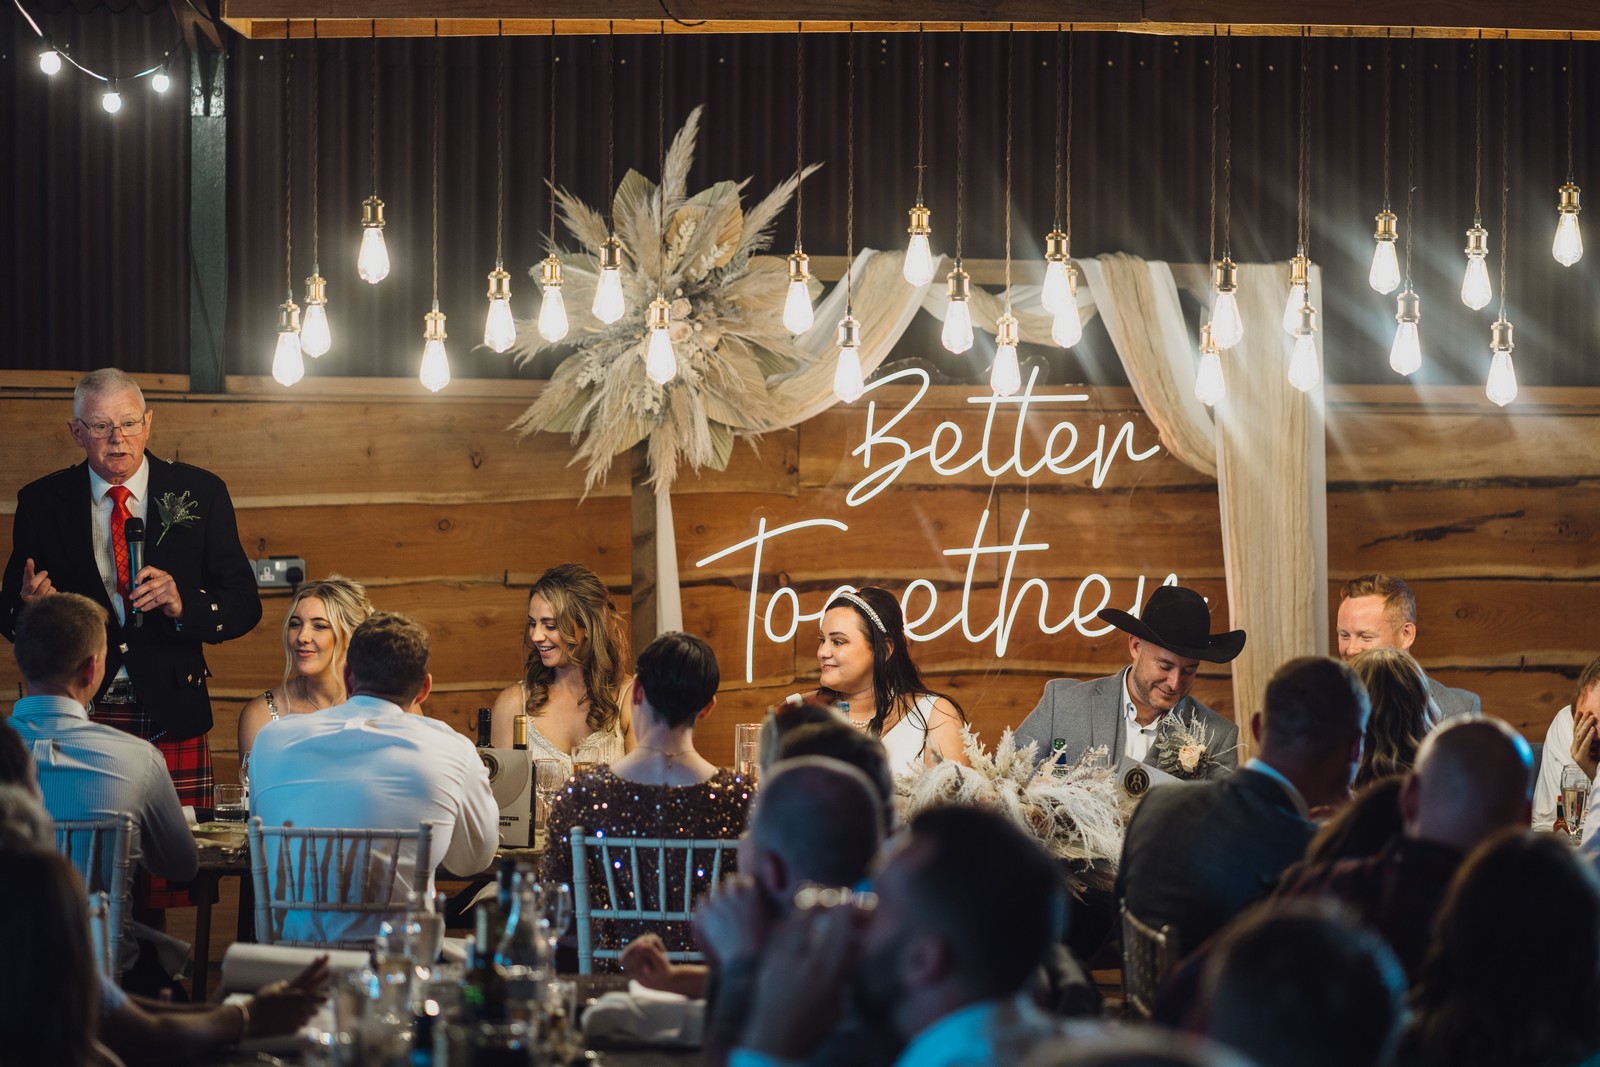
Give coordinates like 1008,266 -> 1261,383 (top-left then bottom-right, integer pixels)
735,722 -> 763,785
214,783 -> 247,823
1563,763 -> 1591,843
534,759 -> 568,829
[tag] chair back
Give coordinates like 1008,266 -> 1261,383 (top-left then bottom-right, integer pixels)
1120,902 -> 1180,1019
53,814 -> 133,981
568,826 -> 738,974
249,818 -> 434,950
87,891 -> 113,980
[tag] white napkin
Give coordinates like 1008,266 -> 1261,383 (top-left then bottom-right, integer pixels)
219,942 -> 371,993
581,980 -> 705,1047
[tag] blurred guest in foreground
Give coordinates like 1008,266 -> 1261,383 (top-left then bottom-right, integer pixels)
489,563 -> 633,769
1399,830 -> 1600,1067
1021,1032 -> 1255,1067
1349,647 -> 1433,789
237,576 -> 373,759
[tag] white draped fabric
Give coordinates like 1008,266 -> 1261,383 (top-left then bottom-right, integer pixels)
653,250 -> 1327,737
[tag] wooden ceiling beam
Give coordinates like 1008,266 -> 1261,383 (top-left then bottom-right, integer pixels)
220,2 -> 1600,40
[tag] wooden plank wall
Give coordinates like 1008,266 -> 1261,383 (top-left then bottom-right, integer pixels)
1,373 -> 1595,774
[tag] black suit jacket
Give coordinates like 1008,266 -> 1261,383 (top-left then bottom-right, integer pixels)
1,455 -> 262,740
1115,767 -> 1315,952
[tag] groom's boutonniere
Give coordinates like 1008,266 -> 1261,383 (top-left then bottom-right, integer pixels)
1157,712 -> 1233,781
155,490 -> 200,544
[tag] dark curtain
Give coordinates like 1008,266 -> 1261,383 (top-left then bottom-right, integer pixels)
6,10 -> 1600,386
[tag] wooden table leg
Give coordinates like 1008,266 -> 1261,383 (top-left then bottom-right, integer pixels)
191,871 -> 217,1002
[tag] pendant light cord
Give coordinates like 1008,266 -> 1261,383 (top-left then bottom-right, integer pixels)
915,24 -> 925,202
1404,30 -> 1416,287
1064,25 -> 1074,243
1380,29 -> 1391,211
845,23 -> 855,311
546,21 -> 556,253
954,23 -> 964,264
283,20 -> 292,300
1221,27 -> 1232,258
1053,25 -> 1063,230
309,21 -> 318,272
606,22 -> 616,236
658,20 -> 666,296
1003,24 -> 1013,310
795,23 -> 804,242
431,20 -> 440,304
1208,25 -> 1218,274
1297,26 -> 1311,257
1473,32 -> 1484,223
1567,33 -> 1576,181
494,21 -> 505,267
1498,32 -> 1510,319
368,19 -> 378,197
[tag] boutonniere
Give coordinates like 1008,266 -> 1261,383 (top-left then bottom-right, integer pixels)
1156,712 -> 1232,781
155,490 -> 200,544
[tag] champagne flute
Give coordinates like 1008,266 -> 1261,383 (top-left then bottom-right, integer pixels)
1563,764 -> 1591,844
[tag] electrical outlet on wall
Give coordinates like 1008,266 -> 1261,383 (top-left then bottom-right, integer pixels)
251,557 -> 306,589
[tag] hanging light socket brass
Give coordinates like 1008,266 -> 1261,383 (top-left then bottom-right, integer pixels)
1373,209 -> 1398,242
907,201 -> 931,238
996,313 -> 1020,349
947,265 -> 971,301
540,255 -> 564,290
1559,181 -> 1582,215
360,195 -> 386,230
1045,227 -> 1070,263
277,298 -> 302,332
647,295 -> 672,332
599,235 -> 624,271
1288,253 -> 1309,289
303,272 -> 328,307
1396,289 -> 1421,326
1199,321 -> 1217,355
836,313 -> 861,350
1295,301 -> 1318,338
424,306 -> 448,343
1464,223 -> 1490,257
1490,317 -> 1514,354
1214,257 -> 1239,295
787,249 -> 812,284
486,266 -> 513,302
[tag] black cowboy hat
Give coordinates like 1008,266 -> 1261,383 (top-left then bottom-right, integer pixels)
1097,586 -> 1246,664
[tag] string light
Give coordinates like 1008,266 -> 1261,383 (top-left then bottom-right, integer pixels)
834,25 -> 866,404
902,24 -> 935,288
1554,34 -> 1583,266
300,21 -> 331,360
1486,33 -> 1518,407
1048,24 -> 1083,349
14,2 -> 178,104
485,22 -> 518,352
536,22 -> 569,344
644,22 -> 677,386
1369,32 -> 1401,294
593,23 -> 627,325
1390,33 -> 1422,378
357,20 -> 391,284
418,23 -> 450,393
784,24 -> 816,335
1462,35 -> 1492,310
271,25 -> 303,388
942,25 -> 974,355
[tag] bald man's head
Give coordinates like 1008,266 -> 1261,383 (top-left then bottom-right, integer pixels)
1402,717 -> 1533,851
749,757 -> 886,898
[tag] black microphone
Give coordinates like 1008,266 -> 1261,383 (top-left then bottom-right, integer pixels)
124,517 -> 145,628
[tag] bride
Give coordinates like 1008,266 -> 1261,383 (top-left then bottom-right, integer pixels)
813,586 -> 970,772
490,562 -> 633,769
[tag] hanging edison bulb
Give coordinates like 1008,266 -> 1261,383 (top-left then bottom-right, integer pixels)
272,298 -> 305,387
783,248 -> 815,335
643,295 -> 677,385
419,305 -> 450,392
1041,227 -> 1073,315
833,313 -> 865,403
941,265 -> 974,354
300,271 -> 331,357
1461,223 -> 1493,310
1287,302 -> 1320,393
1485,317 -> 1517,406
1194,322 -> 1225,408
358,196 -> 391,284
1211,257 -> 1244,349
903,201 -> 935,287
537,255 -> 569,343
991,313 -> 1022,397
1390,289 -> 1422,377
593,236 -> 626,325
482,266 -> 516,352
1554,182 -> 1583,266
1052,275 -> 1084,349
1282,252 -> 1309,335
1370,209 -> 1401,294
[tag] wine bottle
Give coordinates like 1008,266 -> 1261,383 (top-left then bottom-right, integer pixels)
512,713 -> 530,751
476,708 -> 494,748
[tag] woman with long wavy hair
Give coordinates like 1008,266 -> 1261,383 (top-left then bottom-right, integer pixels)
1350,647 -> 1432,789
814,586 -> 969,771
490,562 -> 633,769
0,848 -> 107,1067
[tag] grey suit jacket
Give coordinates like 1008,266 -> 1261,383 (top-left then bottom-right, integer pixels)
1013,670 -> 1239,780
1425,674 -> 1481,720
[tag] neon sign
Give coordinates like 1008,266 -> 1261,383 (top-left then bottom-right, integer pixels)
695,367 -> 1178,683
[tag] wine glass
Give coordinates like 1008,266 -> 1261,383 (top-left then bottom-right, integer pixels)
540,881 -> 572,963
1563,764 -> 1591,844
533,759 -> 568,837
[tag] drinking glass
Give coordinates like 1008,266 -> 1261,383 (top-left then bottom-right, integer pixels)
534,759 -> 568,829
734,722 -> 763,786
1563,764 -> 1591,843
541,881 -> 573,961
542,979 -> 581,1060
213,784 -> 247,823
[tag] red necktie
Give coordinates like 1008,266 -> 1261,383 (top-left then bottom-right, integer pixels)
108,485 -> 133,612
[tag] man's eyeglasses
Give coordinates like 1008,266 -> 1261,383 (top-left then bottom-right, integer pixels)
77,416 -> 149,439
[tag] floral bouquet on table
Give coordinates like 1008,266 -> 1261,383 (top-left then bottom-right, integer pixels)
1153,712 -> 1236,781
895,728 -> 1128,874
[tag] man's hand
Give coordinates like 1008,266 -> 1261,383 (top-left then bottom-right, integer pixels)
131,565 -> 184,620
20,558 -> 55,602
246,955 -> 331,1039
739,898 -> 862,1061
693,875 -> 776,971
1572,712 -> 1600,781
621,933 -> 675,988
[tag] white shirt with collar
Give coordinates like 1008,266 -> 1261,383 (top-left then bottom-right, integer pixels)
1122,669 -> 1163,763
249,693 -> 499,945
88,456 -> 149,631
8,693 -> 197,880
1243,757 -> 1311,819
1533,705 -> 1597,832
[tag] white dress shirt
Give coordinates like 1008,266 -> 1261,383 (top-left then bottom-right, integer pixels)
88,456 -> 149,632
1533,705 -> 1596,832
249,694 -> 499,945
9,693 -> 197,880
1122,670 -> 1161,763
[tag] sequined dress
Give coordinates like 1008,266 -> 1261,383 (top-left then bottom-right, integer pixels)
541,766 -> 752,964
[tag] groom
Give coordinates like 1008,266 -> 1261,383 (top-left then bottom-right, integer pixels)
1013,586 -> 1245,781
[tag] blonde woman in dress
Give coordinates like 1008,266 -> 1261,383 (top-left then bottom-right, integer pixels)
237,576 -> 373,759
489,563 -> 633,770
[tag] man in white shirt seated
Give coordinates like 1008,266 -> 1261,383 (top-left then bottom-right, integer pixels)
729,805 -> 1093,1067
7,592 -> 198,892
250,611 -> 497,945
1533,655 -> 1600,831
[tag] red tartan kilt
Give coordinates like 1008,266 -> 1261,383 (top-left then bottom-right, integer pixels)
94,702 -> 213,908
